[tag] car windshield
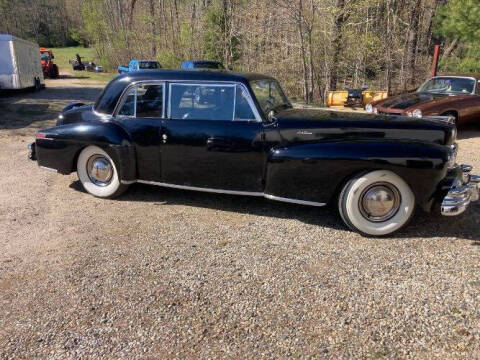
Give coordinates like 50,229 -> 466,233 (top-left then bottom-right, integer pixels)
417,77 -> 475,94
250,79 -> 291,115
139,61 -> 160,69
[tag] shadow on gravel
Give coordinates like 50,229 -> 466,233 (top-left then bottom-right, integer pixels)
0,86 -> 102,102
457,128 -> 480,139
69,180 -> 480,241
57,74 -> 91,80
0,102 -> 58,129
0,86 -> 101,129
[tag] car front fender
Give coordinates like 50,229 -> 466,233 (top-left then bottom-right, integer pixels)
264,140 -> 451,211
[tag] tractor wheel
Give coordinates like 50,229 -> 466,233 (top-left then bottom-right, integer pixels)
51,64 -> 59,78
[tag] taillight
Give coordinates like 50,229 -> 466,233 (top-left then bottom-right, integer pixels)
35,133 -> 46,139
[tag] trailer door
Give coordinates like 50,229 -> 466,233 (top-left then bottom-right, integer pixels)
0,40 -> 14,89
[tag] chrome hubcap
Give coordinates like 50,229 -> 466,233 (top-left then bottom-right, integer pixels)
86,155 -> 113,186
359,182 -> 401,222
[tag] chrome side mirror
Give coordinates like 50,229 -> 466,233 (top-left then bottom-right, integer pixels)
267,110 -> 277,122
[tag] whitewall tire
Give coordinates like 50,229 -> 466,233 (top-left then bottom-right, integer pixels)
77,145 -> 128,198
338,170 -> 415,236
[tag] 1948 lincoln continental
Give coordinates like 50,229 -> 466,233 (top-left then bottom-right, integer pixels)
28,70 -> 480,236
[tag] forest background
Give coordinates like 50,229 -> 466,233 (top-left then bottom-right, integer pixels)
1,0 -> 478,103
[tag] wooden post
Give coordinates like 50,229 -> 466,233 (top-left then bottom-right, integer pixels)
431,45 -> 440,77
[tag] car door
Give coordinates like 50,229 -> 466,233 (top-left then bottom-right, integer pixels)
161,81 -> 265,192
114,82 -> 165,181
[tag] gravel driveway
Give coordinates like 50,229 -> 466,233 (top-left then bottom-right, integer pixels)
1,78 -> 480,359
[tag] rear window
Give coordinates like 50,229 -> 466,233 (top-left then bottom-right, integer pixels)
94,77 -> 131,114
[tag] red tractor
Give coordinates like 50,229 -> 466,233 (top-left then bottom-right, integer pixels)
40,47 -> 59,78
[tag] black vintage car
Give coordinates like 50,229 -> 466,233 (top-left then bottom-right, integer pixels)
29,70 -> 479,236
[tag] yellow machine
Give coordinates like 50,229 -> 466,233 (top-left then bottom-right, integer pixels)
326,90 -> 388,107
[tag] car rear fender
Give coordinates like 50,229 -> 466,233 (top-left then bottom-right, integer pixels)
264,140 -> 451,211
35,122 -> 136,182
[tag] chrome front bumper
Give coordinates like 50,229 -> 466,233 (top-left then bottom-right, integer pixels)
441,164 -> 480,216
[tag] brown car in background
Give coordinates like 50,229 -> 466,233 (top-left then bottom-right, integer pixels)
366,75 -> 480,126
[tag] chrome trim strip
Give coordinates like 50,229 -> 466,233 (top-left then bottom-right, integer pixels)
40,166 -> 57,173
264,194 -> 326,207
92,109 -> 112,119
137,180 -> 263,196
134,180 -> 326,207
113,79 -> 261,122
121,180 -> 136,185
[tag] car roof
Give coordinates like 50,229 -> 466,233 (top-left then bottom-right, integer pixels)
113,69 -> 273,83
94,69 -> 275,114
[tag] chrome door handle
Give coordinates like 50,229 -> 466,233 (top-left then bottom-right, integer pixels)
162,134 -> 167,144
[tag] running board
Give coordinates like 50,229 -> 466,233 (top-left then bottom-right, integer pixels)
131,180 -> 326,207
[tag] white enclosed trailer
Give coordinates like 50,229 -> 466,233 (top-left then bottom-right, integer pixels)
0,34 -> 44,90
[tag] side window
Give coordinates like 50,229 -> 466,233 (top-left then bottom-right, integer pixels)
136,84 -> 163,117
477,81 -> 480,95
118,87 -> 136,116
170,83 -> 235,121
117,84 -> 164,118
234,85 -> 255,121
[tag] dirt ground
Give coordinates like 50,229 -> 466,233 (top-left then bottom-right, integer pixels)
1,77 -> 480,359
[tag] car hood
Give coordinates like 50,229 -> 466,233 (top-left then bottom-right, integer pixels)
377,92 -> 468,110
274,108 -> 456,145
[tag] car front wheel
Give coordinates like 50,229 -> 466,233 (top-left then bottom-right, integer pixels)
338,170 -> 415,236
77,146 -> 128,198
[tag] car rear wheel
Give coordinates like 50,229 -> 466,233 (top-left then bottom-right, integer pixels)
77,146 -> 128,198
338,170 -> 415,236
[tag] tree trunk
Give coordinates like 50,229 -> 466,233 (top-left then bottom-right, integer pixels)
404,0 -> 420,89
297,0 -> 309,102
149,0 -> 157,57
329,0 -> 346,91
441,38 -> 458,60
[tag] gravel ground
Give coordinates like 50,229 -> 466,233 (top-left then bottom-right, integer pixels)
1,78 -> 480,359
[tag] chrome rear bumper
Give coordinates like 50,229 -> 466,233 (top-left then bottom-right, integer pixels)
441,164 -> 480,216
28,142 -> 37,161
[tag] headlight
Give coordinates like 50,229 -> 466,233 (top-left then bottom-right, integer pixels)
412,109 -> 422,118
407,111 -> 412,117
365,104 -> 373,113
373,107 -> 378,114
